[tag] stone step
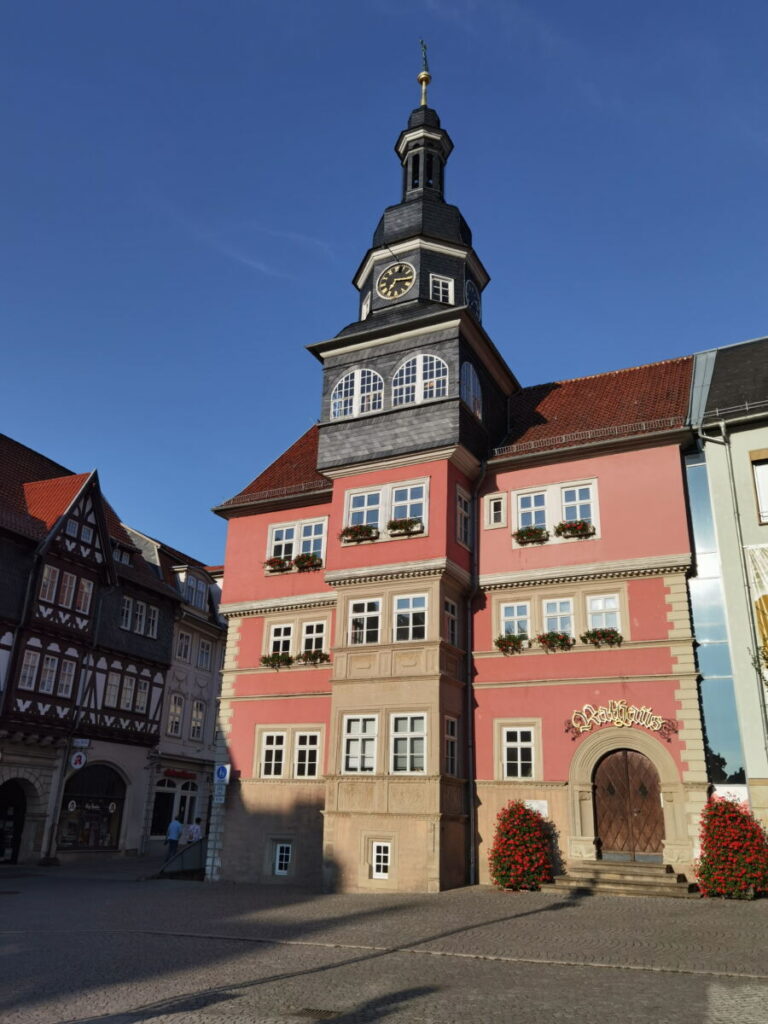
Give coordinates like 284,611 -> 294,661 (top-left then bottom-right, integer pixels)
554,861 -> 699,899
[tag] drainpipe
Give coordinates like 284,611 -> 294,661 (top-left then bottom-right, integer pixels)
465,459 -> 487,885
697,423 -> 768,767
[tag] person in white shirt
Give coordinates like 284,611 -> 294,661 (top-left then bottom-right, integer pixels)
187,818 -> 203,843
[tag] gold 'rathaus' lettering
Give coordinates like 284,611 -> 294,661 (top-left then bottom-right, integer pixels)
570,699 -> 665,734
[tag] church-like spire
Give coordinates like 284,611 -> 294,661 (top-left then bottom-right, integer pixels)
418,39 -> 431,107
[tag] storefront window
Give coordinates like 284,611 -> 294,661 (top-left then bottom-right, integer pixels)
58,765 -> 125,850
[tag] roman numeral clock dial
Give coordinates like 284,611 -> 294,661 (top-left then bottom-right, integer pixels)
376,262 -> 416,300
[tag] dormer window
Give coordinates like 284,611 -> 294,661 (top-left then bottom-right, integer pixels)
331,369 -> 383,419
393,355 -> 448,407
430,275 -> 453,304
183,575 -> 208,611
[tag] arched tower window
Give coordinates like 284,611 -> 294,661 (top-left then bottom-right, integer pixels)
392,355 -> 448,407
330,369 -> 384,419
460,362 -> 482,420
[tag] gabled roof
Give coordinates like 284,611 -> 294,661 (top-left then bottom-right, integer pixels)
494,357 -> 693,458
23,474 -> 91,531
214,424 -> 331,516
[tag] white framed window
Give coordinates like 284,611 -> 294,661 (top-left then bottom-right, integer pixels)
518,491 -> 547,530
460,362 -> 482,419
294,732 -> 320,777
349,600 -> 380,645
429,274 -> 454,304
543,598 -> 573,635
197,639 -> 212,671
57,659 -> 76,698
39,655 -> 58,695
270,624 -> 293,655
392,354 -> 448,406
65,518 -> 79,538
343,715 -> 377,773
270,524 -> 295,560
135,678 -> 149,714
120,596 -> 133,630
39,565 -> 59,603
443,599 -> 458,647
18,650 -> 40,690
445,717 -> 458,776
167,693 -> 184,736
753,459 -> 768,524
80,524 -> 94,544
176,631 -> 192,662
185,576 -> 208,610
372,841 -> 391,879
393,594 -> 427,642
302,621 -> 325,652
105,671 -> 121,708
261,732 -> 286,777
146,606 -> 158,639
588,594 -> 620,629
391,483 -> 425,523
133,601 -> 147,634
190,700 -> 205,740
502,726 -> 535,779
485,494 -> 506,528
391,713 -> 426,773
348,490 -> 381,528
274,840 -> 293,876
360,292 -> 371,320
75,579 -> 93,615
562,484 -> 593,524
120,675 -> 136,711
344,479 -> 429,535
501,602 -> 530,637
331,368 -> 384,419
456,487 -> 471,547
269,519 -> 326,562
59,572 -> 77,609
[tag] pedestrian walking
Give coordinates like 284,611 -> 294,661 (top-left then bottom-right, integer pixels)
187,817 -> 203,843
165,815 -> 183,858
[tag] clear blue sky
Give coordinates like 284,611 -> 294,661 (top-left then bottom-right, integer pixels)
3,1 -> 766,563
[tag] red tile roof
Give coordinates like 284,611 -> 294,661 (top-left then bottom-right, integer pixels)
495,357 -> 693,457
215,424 -> 331,512
23,474 -> 90,530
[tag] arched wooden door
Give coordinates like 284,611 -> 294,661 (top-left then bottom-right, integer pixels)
593,750 -> 664,862
0,781 -> 27,863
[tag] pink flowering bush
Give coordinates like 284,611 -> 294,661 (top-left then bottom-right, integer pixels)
696,797 -> 768,899
488,800 -> 553,890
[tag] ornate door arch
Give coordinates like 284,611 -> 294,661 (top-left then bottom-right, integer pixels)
593,749 -> 664,862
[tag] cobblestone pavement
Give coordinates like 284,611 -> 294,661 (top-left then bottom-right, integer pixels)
1,861 -> 767,1023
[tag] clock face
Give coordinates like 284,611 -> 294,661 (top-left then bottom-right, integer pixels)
377,262 -> 416,300
465,279 -> 481,319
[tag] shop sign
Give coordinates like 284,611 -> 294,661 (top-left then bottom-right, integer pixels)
164,769 -> 197,780
567,700 -> 678,741
70,751 -> 87,770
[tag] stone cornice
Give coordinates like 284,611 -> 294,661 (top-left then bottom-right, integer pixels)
479,553 -> 692,591
321,444 -> 480,480
220,592 -> 337,618
325,557 -> 471,589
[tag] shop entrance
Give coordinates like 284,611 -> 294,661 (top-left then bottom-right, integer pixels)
593,749 -> 664,862
58,765 -> 126,851
0,781 -> 27,863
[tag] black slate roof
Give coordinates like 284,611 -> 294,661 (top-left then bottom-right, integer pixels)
704,337 -> 768,419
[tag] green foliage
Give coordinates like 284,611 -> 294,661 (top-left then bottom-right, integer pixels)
488,800 -> 553,891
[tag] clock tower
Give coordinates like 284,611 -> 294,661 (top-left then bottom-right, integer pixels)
309,59 -> 519,473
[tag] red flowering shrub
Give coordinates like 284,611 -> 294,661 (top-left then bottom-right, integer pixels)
488,800 -> 553,890
696,797 -> 768,899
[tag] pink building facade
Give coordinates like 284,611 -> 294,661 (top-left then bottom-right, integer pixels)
212,78 -> 709,891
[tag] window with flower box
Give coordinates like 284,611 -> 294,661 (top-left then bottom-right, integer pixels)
268,519 -> 326,564
302,622 -> 325,653
510,479 -> 600,542
501,602 -> 530,638
543,598 -> 573,635
587,594 -> 620,630
344,480 -> 429,537
518,492 -> 546,530
270,625 -> 293,655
